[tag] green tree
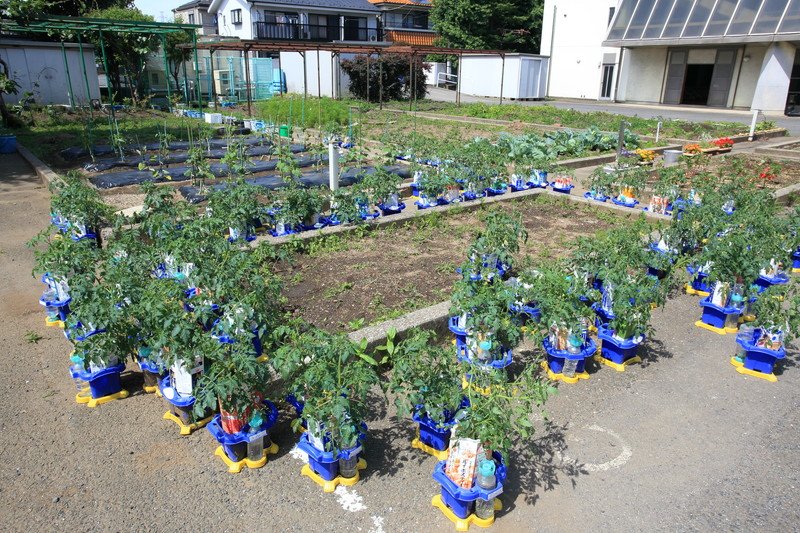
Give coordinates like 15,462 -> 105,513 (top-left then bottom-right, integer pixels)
85,6 -> 159,105
165,17 -> 193,95
430,0 -> 544,53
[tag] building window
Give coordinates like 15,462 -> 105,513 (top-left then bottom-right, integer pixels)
188,13 -> 195,25
151,72 -> 159,85
608,7 -> 616,26
384,11 -> 430,30
231,9 -> 242,25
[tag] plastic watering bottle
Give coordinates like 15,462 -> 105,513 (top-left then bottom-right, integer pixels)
474,459 -> 497,520
247,411 -> 265,462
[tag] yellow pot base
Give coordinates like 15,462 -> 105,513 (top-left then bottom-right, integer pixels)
730,357 -> 777,382
163,410 -> 213,436
685,284 -> 711,297
75,388 -> 129,408
593,353 -> 641,372
301,458 -> 367,493
45,317 -> 65,328
431,494 -> 502,531
215,442 -> 278,473
411,437 -> 449,461
541,361 -> 589,384
695,320 -> 737,335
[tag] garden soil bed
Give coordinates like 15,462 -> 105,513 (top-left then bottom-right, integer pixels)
274,195 -> 634,332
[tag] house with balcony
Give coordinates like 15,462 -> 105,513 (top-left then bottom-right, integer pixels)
369,0 -> 437,45
173,0 -> 219,36
208,0 -> 382,42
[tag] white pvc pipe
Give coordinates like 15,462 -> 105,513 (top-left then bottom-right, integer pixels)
656,121 -> 662,143
748,110 -> 759,141
328,142 -> 339,191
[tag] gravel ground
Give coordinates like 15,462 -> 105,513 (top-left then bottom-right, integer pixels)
2,152 -> 799,532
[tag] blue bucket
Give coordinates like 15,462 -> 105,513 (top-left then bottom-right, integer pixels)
0,135 -> 17,154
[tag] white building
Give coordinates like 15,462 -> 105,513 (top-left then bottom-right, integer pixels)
208,0 -> 380,41
541,0 -> 621,100
542,0 -> 800,114
0,39 -> 100,106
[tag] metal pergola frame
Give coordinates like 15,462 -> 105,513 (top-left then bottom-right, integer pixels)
1,15 -> 204,116
183,39 -> 510,116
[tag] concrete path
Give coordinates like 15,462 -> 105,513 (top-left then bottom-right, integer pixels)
1,151 -> 799,531
426,87 -> 800,136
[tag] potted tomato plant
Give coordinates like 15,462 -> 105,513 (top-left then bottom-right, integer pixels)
432,364 -> 551,530
272,329 -> 379,492
388,330 -> 468,460
732,282 -> 799,381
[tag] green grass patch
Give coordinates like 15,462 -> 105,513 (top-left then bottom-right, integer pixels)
391,101 -> 776,140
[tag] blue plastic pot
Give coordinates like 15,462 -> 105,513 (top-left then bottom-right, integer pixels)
484,185 -> 507,196
448,316 -> 468,348
591,303 -> 615,328
530,170 -> 548,187
699,296 -> 741,329
456,343 -> 513,370
549,183 -> 574,194
413,410 -> 459,453
611,197 -> 639,208
686,265 -> 711,293
509,178 -> 532,192
584,191 -> 608,202
378,202 -> 406,216
432,451 -> 506,519
543,337 -> 596,375
462,189 -> 487,202
159,375 -> 197,409
71,363 -> 126,399
39,293 -> 71,321
208,400 -> 279,461
754,272 -> 789,293
509,302 -> 541,322
735,328 -> 786,376
210,320 -> 263,357
64,322 -> 106,343
0,134 -> 17,154
597,324 -> 644,365
792,248 -> 800,271
297,430 -> 366,481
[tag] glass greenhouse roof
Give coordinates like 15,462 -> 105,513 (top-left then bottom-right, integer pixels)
604,0 -> 800,46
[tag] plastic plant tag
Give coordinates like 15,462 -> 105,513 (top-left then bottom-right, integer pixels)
307,420 -> 326,451
711,282 -> 727,307
171,361 -> 196,397
445,438 -> 480,489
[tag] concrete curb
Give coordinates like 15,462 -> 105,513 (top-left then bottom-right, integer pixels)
250,185 -> 670,249
16,142 -> 65,190
348,300 -> 452,350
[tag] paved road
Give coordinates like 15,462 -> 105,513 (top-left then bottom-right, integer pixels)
1,152 -> 799,532
426,87 -> 800,136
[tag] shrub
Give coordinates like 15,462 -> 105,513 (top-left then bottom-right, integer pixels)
340,53 -> 429,102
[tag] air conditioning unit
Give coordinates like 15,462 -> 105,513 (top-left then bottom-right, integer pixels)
213,69 -> 231,94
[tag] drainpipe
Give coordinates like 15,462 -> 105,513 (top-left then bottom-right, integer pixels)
613,46 -> 625,103
545,4 -> 556,97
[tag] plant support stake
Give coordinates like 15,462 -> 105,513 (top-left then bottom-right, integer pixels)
748,110 -> 759,141
328,141 -> 339,192
656,121 -> 661,143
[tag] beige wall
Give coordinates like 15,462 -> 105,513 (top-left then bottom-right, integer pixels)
617,47 -> 668,104
732,45 -> 767,108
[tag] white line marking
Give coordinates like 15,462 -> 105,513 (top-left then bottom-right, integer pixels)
556,424 -> 632,472
334,485 -> 367,512
369,515 -> 386,533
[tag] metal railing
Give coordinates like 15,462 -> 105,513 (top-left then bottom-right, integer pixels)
436,72 -> 458,87
254,22 -> 382,42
